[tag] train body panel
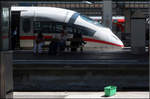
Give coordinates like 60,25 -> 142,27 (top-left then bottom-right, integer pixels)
11,6 -> 124,50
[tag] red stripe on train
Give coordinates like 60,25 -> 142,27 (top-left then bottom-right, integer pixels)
2,36 -> 8,39
83,38 -> 124,48
20,36 -> 124,47
20,36 -> 52,40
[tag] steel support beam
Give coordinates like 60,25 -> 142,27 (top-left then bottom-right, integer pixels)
0,51 -> 13,98
131,10 -> 146,54
0,1 -> 13,98
102,0 -> 112,29
124,10 -> 131,34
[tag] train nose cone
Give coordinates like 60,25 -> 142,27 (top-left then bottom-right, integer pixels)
94,27 -> 124,48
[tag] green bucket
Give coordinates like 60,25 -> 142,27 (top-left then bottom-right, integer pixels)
104,86 -> 117,97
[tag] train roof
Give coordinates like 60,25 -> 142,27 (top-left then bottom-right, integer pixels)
11,6 -> 76,13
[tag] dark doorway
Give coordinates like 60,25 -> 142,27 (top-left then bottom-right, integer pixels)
11,11 -> 20,50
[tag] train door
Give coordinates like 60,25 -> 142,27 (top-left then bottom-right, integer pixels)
11,11 -> 20,50
20,17 -> 33,49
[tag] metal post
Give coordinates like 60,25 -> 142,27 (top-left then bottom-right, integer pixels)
0,1 -> 13,98
102,0 -> 112,29
131,10 -> 146,54
0,51 -> 13,98
0,2 -> 5,98
124,10 -> 131,34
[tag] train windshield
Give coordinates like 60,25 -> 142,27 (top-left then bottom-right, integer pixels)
80,15 -> 103,27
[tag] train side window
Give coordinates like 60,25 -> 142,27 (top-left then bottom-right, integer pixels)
23,18 -> 31,33
75,27 -> 95,37
55,24 -> 63,33
33,21 -> 54,33
66,26 -> 74,34
33,21 -> 40,33
41,22 -> 53,33
83,28 -> 95,36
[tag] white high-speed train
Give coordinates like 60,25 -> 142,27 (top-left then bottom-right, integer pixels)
11,6 -> 124,49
